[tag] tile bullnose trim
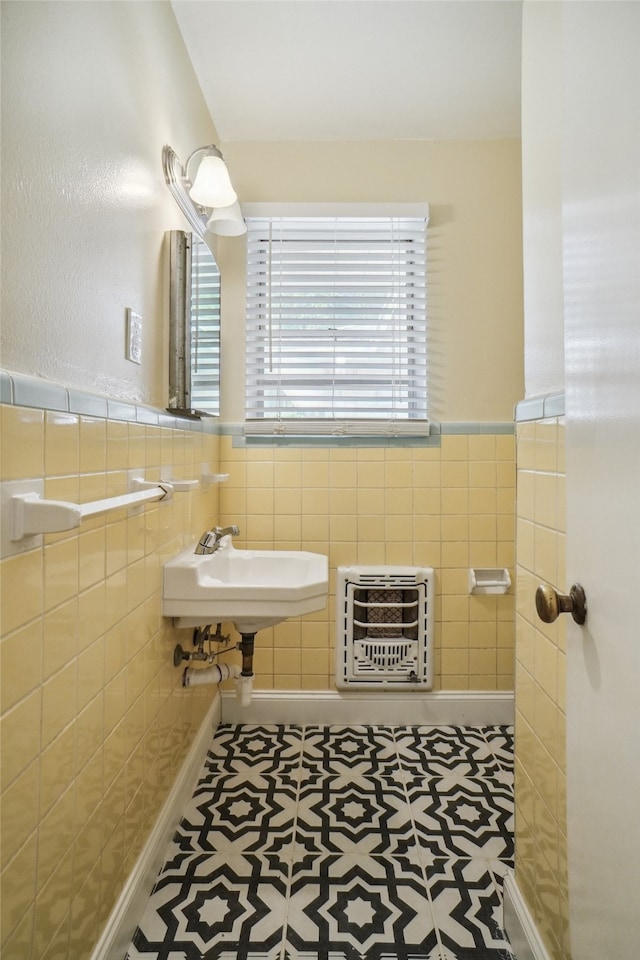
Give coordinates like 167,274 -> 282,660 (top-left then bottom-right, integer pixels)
0,369 -> 14,404
107,399 -> 138,422
12,372 -> 68,412
0,368 -> 221,433
515,393 -> 565,423
543,393 -> 565,418
439,421 -> 515,435
68,387 -> 108,418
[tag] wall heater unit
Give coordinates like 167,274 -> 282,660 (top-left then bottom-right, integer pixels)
336,566 -> 434,690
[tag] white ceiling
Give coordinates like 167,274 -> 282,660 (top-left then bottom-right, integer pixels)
171,0 -> 523,142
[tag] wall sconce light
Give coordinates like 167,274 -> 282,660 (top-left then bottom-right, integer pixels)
162,144 -> 246,240
187,146 -> 237,208
206,201 -> 247,237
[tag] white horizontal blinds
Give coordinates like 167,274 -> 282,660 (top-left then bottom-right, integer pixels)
190,235 -> 220,415
245,216 -> 428,435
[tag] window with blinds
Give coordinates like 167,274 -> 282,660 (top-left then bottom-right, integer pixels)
245,213 -> 428,436
190,234 -> 220,415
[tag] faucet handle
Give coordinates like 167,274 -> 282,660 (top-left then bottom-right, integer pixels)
196,531 -> 218,553
195,525 -> 239,555
214,525 -> 240,538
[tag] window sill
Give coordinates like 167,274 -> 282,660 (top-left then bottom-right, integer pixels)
241,433 -> 439,448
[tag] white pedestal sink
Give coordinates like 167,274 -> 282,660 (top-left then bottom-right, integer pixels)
163,537 -> 329,633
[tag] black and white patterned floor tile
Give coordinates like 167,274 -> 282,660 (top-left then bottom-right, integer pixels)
294,774 -> 415,857
126,724 -> 515,960
128,852 -> 289,960
482,727 -> 514,772
174,772 -> 297,856
284,853 -> 441,960
407,776 -> 514,862
301,725 -> 400,778
426,859 -> 515,960
393,726 -> 505,781
204,725 -> 304,779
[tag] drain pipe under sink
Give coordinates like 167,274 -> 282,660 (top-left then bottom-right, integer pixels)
183,658 -> 254,706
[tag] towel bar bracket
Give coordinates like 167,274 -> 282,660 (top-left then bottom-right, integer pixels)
1,473 -> 178,557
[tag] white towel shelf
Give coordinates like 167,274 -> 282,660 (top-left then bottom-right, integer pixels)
201,466 -> 229,488
159,476 -> 200,492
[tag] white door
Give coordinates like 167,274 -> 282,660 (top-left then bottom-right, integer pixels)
562,3 -> 640,956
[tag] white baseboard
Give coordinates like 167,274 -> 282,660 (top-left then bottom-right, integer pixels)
503,872 -> 553,960
221,688 -> 514,726
90,693 -> 222,960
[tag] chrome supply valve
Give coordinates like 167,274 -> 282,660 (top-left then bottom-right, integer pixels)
194,524 -> 240,555
172,622 -> 235,668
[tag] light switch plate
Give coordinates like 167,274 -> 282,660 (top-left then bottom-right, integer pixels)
126,308 -> 142,364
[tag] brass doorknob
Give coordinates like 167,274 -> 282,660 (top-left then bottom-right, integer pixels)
535,583 -> 587,625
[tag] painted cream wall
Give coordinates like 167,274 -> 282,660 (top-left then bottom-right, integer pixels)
521,2 -> 564,398
218,139 -> 524,424
0,0 -> 216,405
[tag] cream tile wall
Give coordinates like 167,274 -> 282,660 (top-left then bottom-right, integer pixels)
514,416 -> 568,959
0,402 -> 220,960
217,431 -> 517,692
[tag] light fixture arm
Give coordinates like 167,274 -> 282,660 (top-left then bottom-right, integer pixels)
162,144 -> 208,240
184,144 -> 225,183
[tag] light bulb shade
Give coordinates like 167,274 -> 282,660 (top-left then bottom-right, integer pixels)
206,201 -> 247,237
189,155 -> 237,208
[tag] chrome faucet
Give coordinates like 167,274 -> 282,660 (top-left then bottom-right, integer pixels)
195,525 -> 240,555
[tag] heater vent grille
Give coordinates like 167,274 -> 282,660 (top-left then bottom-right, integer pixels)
336,565 -> 434,689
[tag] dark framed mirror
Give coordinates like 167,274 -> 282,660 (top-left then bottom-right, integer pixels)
167,230 -> 220,417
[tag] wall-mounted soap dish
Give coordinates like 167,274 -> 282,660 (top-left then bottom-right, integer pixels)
468,567 -> 511,595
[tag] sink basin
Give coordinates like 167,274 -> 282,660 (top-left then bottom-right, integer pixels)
163,538 -> 329,633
